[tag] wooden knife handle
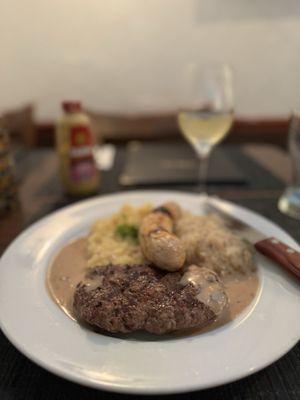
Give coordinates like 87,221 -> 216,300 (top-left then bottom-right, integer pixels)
255,237 -> 300,279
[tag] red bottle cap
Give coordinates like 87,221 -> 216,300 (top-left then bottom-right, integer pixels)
62,101 -> 82,113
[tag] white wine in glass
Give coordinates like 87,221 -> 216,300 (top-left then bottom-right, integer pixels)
178,110 -> 233,157
177,64 -> 234,192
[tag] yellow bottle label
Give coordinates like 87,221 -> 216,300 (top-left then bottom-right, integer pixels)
56,115 -> 99,196
69,125 -> 97,183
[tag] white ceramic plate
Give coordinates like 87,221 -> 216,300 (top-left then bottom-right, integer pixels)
0,191 -> 299,395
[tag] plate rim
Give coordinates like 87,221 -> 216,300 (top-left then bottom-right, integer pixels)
0,190 -> 299,395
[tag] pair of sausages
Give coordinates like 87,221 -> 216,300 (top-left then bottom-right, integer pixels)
139,202 -> 186,271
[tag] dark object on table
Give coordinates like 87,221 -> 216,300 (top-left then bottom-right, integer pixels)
0,104 -> 36,147
87,110 -> 178,143
120,141 -> 246,186
0,128 -> 18,215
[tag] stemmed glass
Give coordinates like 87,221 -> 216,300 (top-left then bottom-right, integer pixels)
278,112 -> 300,219
177,63 -> 234,193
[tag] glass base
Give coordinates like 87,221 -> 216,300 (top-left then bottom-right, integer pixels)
278,187 -> 300,220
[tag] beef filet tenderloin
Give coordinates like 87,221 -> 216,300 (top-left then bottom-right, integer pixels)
73,264 -> 227,334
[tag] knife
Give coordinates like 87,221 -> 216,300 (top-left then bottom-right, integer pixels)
204,199 -> 300,280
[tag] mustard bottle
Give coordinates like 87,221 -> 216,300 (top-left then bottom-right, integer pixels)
56,101 -> 100,196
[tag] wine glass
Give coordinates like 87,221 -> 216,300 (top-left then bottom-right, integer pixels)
177,63 -> 234,193
278,112 -> 300,219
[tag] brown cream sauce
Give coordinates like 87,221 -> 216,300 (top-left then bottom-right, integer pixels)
46,237 -> 260,333
46,238 -> 87,320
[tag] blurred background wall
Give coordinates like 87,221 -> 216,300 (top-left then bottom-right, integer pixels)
1,0 -> 300,121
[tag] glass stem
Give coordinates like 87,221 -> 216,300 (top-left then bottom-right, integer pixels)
198,153 -> 210,194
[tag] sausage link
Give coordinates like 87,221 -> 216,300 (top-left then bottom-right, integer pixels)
139,202 -> 186,271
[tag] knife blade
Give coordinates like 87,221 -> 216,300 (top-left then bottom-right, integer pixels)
204,198 -> 300,280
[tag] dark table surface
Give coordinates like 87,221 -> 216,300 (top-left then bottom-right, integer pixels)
0,143 -> 299,400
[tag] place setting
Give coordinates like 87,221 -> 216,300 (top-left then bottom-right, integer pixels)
1,5 -> 300,399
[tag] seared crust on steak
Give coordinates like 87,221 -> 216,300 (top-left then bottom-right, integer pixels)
73,264 -> 227,334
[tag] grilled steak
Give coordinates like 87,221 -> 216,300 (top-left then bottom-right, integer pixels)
73,264 -> 227,334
